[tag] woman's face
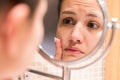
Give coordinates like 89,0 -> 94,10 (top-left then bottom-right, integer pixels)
57,0 -> 103,60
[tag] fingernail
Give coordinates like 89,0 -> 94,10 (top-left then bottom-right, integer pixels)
54,37 -> 57,42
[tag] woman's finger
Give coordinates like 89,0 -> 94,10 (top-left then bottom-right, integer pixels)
54,37 -> 62,59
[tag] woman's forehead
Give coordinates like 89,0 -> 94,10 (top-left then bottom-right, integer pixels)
61,0 -> 102,17
62,0 -> 100,8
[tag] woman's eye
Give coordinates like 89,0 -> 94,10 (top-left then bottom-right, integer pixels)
87,22 -> 99,29
62,17 -> 74,25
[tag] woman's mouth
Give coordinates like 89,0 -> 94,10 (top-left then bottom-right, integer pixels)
64,47 -> 85,54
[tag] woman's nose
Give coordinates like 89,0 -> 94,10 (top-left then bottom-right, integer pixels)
70,24 -> 84,44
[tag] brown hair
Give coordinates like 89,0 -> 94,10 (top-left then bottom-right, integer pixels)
0,0 -> 39,16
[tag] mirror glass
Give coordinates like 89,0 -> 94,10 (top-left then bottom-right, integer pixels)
40,0 -> 104,61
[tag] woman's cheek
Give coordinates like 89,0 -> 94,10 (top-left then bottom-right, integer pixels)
89,33 -> 102,49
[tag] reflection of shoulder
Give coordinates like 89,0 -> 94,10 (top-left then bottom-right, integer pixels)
32,51 -> 48,67
18,52 -> 62,80
32,52 -> 62,75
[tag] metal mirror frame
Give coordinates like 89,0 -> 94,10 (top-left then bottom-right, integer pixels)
38,0 -> 111,69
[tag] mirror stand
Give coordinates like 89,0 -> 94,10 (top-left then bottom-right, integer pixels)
111,18 -> 120,29
62,67 -> 71,80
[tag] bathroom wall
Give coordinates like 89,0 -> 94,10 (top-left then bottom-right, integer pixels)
105,0 -> 120,80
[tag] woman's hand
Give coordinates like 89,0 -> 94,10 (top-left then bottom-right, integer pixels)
54,37 -> 62,60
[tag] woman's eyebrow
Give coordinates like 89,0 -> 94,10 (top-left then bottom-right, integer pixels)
87,13 -> 103,24
86,12 -> 103,19
61,11 -> 102,16
87,14 -> 98,17
61,11 -> 76,15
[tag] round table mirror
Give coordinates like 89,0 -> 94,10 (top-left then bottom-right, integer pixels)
39,0 -> 109,68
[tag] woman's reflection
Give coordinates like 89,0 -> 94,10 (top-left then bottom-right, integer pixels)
55,0 -> 104,61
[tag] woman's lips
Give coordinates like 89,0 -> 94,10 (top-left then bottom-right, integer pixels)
64,47 -> 85,54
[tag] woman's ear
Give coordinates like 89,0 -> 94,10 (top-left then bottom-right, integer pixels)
4,4 -> 30,35
0,4 -> 30,53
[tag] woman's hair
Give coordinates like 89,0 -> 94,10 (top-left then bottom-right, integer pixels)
58,0 -> 63,17
0,0 -> 39,16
